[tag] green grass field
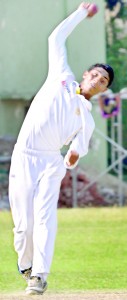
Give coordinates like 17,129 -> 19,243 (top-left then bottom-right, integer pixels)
0,207 -> 127,293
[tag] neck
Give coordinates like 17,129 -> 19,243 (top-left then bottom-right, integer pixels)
79,85 -> 91,100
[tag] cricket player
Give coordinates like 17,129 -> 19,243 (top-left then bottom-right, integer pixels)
9,2 -> 114,295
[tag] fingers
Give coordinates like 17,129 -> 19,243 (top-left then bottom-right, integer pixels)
78,2 -> 91,10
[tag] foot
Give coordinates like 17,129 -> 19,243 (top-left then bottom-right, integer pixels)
25,276 -> 48,295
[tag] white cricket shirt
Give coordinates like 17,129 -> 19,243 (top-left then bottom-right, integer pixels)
16,7 -> 95,167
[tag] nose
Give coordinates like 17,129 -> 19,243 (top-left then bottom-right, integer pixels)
93,79 -> 98,86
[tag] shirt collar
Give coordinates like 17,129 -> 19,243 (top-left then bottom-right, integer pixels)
73,81 -> 92,111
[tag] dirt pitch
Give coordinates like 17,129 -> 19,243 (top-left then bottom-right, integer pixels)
0,291 -> 127,300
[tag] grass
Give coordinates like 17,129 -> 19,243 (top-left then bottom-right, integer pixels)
0,207 -> 127,293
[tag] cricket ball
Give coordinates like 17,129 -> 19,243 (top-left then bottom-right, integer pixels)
88,4 -> 99,17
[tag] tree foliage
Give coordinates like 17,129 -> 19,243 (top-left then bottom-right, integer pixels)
105,0 -> 127,92
105,1 -> 127,173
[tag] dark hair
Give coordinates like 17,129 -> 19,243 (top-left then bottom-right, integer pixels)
88,63 -> 114,87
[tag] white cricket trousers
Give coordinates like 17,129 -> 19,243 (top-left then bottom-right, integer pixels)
9,146 -> 66,280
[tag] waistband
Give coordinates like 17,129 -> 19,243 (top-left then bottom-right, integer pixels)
13,143 -> 60,156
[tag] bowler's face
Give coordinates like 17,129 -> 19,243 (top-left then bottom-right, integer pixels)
83,67 -> 109,96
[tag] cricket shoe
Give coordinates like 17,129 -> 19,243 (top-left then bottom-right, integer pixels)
25,276 -> 48,295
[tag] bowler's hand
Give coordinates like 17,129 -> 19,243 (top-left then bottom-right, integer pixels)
66,150 -> 79,167
78,2 -> 98,17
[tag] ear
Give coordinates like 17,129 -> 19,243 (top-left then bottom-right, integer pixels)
83,71 -> 89,79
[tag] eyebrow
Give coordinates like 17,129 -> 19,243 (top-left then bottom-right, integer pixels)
103,76 -> 109,82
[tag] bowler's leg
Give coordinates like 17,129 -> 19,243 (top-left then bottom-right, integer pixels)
31,157 -> 66,280
9,152 -> 35,271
